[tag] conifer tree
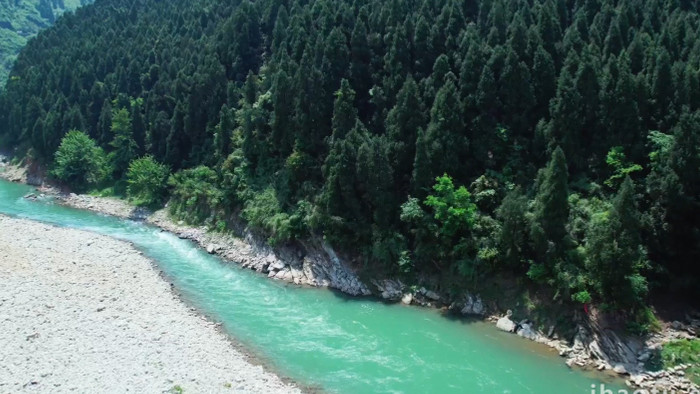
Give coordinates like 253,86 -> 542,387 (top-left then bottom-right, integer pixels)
586,177 -> 648,307
109,107 -> 137,178
330,79 -> 358,142
270,69 -> 294,155
530,146 -> 570,273
385,76 -> 425,191
496,188 -> 528,270
424,77 -> 465,184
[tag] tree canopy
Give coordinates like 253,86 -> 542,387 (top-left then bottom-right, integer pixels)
2,0 -> 700,314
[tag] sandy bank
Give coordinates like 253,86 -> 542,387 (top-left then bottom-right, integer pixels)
0,215 -> 299,393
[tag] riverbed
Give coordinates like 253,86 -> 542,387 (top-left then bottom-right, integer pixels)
0,178 -> 625,393
0,215 -> 298,393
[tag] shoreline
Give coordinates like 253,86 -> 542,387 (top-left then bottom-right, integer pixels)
0,214 -> 302,393
1,159 -> 698,392
149,257 -> 320,394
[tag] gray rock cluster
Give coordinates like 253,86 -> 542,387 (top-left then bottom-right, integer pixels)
149,210 -> 372,296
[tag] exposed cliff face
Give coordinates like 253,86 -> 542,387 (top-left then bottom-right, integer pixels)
147,209 -> 372,297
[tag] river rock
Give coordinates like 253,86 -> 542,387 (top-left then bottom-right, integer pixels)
274,268 -> 293,281
418,287 -> 440,301
206,244 -> 218,254
637,351 -> 651,362
614,364 -> 628,375
373,279 -> 404,300
516,322 -> 539,341
26,173 -> 43,187
497,316 -> 516,332
460,294 -> 485,316
401,293 -> 413,305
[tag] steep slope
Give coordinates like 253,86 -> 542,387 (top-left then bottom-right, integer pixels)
0,0 -> 92,86
0,0 -> 698,326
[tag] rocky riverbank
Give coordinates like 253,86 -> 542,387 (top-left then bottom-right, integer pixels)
0,215 -> 299,393
2,159 -> 698,392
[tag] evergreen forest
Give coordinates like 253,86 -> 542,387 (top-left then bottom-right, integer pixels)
1,0 -> 699,325
0,0 -> 92,86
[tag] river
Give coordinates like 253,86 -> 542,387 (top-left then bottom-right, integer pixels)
0,179 -> 625,393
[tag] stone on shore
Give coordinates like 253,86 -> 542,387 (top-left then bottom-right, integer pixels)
497,316 -> 516,332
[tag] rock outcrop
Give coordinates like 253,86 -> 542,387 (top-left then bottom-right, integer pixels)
516,321 -> 539,341
496,311 -> 517,332
460,294 -> 485,316
372,279 -> 405,300
148,210 -> 372,296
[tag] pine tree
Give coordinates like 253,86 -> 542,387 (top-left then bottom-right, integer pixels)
385,76 -> 425,191
214,105 -> 235,161
330,79 -> 358,142
413,16 -> 434,79
270,69 -> 294,155
652,48 -> 675,130
320,120 -> 368,241
424,77 -> 465,184
499,47 -> 534,136
97,99 -> 113,145
532,45 -> 556,121
530,146 -> 570,272
411,127 -> 431,197
350,19 -> 373,121
109,107 -> 137,178
496,188 -> 529,270
321,27 -> 350,97
586,177 -> 648,307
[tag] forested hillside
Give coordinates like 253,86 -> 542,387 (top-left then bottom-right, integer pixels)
0,0 -> 92,87
1,0 -> 699,323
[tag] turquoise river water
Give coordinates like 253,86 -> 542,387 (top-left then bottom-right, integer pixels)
0,179 -> 625,393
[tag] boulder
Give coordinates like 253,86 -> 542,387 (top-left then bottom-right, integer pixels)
614,364 -> 628,375
460,294 -> 485,315
274,268 -> 293,281
516,322 -> 539,341
401,293 -> 413,305
497,316 -> 516,332
27,174 -> 43,186
420,288 -> 440,301
373,279 -> 404,300
206,244 -> 218,254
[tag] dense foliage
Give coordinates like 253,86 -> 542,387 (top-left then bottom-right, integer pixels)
50,130 -> 107,191
126,155 -> 170,207
0,0 -> 92,87
2,0 -> 699,313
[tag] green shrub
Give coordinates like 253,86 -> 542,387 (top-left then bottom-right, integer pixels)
51,130 -> 108,191
572,290 -> 592,304
526,262 -> 548,283
661,339 -> 700,384
126,156 -> 170,207
626,306 -> 662,335
242,187 -> 310,245
168,166 -> 223,224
